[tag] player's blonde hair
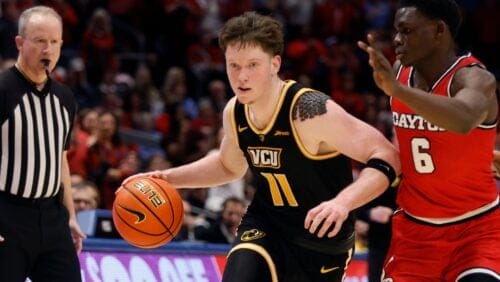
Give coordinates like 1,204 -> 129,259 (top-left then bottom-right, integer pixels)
218,11 -> 284,56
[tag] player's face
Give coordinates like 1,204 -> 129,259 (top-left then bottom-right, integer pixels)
16,14 -> 63,75
97,112 -> 117,140
393,7 -> 439,66
225,43 -> 281,105
222,202 -> 245,228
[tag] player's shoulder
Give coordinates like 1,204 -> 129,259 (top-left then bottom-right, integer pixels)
455,63 -> 495,79
453,62 -> 496,90
223,96 -> 238,115
292,88 -> 331,122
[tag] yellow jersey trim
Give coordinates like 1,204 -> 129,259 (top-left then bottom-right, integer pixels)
227,243 -> 278,282
244,80 -> 295,135
228,97 -> 239,148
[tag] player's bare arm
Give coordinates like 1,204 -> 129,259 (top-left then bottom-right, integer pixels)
121,98 -> 248,189
160,98 -> 248,189
359,34 -> 497,134
296,91 -> 401,238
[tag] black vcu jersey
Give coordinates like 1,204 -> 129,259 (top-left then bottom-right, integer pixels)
0,66 -> 75,199
232,80 -> 355,253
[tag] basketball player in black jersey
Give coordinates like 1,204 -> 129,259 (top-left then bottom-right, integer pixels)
125,12 -> 401,281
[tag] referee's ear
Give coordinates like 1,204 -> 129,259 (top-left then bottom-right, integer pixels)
15,35 -> 24,50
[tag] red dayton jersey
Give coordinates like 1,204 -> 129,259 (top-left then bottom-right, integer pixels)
392,54 -> 498,218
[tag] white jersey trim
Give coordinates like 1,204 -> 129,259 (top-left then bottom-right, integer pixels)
405,196 -> 499,225
456,267 -> 500,282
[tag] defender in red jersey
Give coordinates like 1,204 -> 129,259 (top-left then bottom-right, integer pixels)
359,0 -> 500,281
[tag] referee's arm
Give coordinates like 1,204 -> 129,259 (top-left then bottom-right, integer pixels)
61,151 -> 86,253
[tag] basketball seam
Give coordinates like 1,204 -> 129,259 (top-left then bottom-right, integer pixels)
121,183 -> 175,236
148,178 -> 184,236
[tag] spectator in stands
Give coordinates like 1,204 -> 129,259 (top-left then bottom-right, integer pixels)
186,29 -> 225,95
310,0 -> 364,41
330,72 -> 366,120
134,63 -> 162,117
80,8 -> 117,86
86,111 -> 139,209
66,57 -> 100,108
71,173 -> 85,186
0,1 -> 21,60
72,180 -> 101,213
161,66 -> 198,120
356,187 -> 397,282
145,153 -> 172,172
194,197 -> 247,244
174,200 -> 206,241
207,78 -> 229,114
68,107 -> 99,178
190,97 -> 220,137
43,0 -> 80,48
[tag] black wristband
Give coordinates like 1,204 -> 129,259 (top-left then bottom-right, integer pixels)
365,158 -> 396,185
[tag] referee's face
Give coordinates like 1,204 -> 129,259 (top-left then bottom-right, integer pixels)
17,13 -> 63,78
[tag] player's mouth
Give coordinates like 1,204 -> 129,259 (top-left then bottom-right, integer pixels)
395,49 -> 405,60
238,87 -> 251,92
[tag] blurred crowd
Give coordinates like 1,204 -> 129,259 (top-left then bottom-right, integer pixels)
1,0 -> 499,245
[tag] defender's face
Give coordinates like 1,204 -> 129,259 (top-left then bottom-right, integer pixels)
225,43 -> 281,105
393,7 -> 439,66
17,14 -> 63,75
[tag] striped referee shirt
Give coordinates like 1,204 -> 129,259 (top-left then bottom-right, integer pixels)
0,66 -> 75,199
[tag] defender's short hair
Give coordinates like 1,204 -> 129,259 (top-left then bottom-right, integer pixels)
399,0 -> 462,38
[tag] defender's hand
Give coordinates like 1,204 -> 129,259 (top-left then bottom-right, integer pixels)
358,34 -> 400,96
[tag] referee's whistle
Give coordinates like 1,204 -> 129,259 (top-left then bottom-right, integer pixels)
41,59 -> 50,76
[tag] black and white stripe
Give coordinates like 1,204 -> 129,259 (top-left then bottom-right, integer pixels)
0,69 -> 73,199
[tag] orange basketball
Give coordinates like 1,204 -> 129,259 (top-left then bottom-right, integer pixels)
112,176 -> 184,248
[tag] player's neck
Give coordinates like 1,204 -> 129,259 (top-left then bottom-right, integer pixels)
414,52 -> 457,89
248,79 -> 285,129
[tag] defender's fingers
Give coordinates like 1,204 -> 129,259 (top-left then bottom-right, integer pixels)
357,41 -> 369,52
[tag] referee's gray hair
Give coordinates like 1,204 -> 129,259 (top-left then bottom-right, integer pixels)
18,6 -> 62,37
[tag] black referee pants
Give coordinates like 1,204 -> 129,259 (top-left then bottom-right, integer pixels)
0,192 -> 81,282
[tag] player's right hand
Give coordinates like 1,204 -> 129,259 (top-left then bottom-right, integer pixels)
357,33 -> 400,97
116,170 -> 167,194
304,199 -> 349,238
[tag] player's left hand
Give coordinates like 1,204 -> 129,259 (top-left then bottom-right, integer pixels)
69,218 -> 86,254
304,199 -> 349,238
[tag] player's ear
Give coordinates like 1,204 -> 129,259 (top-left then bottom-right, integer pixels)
272,55 -> 281,74
435,20 -> 446,39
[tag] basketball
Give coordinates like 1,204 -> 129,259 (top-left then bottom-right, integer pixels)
112,176 -> 184,248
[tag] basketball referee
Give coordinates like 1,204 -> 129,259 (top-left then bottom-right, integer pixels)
0,6 -> 85,282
